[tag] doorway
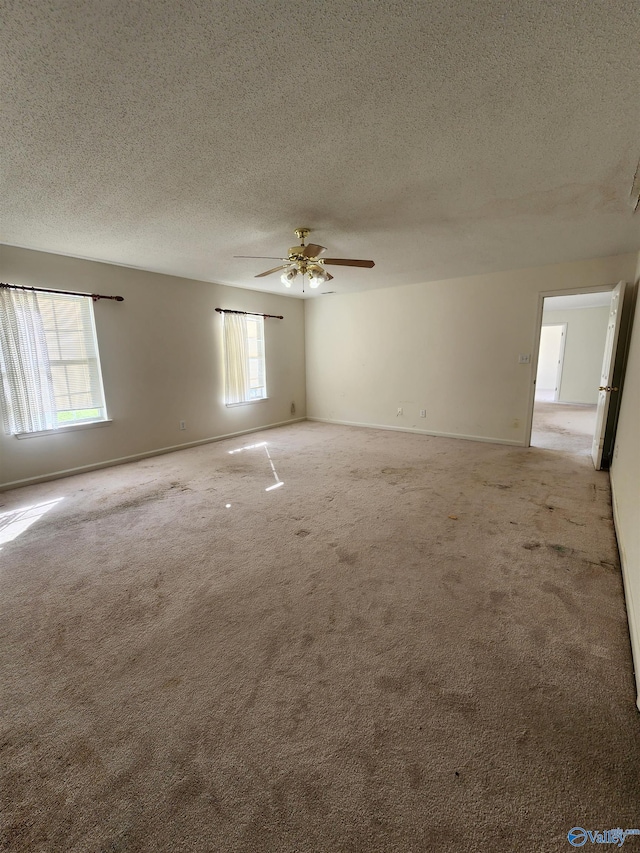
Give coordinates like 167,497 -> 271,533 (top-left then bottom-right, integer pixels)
530,291 -> 612,456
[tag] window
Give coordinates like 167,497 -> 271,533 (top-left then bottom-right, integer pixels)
222,312 -> 267,405
0,288 -> 108,435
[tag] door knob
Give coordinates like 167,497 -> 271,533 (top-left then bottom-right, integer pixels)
599,386 -> 619,392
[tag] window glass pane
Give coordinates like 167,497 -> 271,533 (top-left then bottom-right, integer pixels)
36,293 -> 107,426
50,365 -> 71,408
222,313 -> 266,404
58,332 -> 84,359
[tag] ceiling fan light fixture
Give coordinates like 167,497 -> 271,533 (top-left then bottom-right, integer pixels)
307,264 -> 329,288
280,267 -> 298,287
243,229 -> 374,290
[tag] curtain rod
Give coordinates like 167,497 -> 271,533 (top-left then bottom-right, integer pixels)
1,282 -> 124,302
215,308 -> 283,319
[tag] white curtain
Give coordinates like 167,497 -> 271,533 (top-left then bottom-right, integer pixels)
0,288 -> 58,434
223,312 -> 250,404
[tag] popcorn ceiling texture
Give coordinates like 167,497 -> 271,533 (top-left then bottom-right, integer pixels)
1,0 -> 639,295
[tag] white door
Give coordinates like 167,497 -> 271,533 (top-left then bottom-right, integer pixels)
591,281 -> 626,469
536,324 -> 566,401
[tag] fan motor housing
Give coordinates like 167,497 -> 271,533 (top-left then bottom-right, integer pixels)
288,247 -> 316,261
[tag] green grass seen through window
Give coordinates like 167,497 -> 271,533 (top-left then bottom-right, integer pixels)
56,409 -> 101,424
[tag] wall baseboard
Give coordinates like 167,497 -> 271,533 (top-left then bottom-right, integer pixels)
306,416 -> 525,447
610,475 -> 640,713
1,417 -> 307,491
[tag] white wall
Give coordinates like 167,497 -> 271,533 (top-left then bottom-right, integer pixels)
0,246 -> 306,488
541,305 -> 609,404
610,251 -> 640,709
305,253 -> 637,445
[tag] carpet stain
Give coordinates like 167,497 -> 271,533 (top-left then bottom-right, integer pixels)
61,488 -> 177,526
584,559 -> 619,573
407,761 -> 424,789
336,548 -> 358,565
100,830 -> 129,852
375,674 -> 407,693
301,778 -> 328,814
296,529 -> 311,537
523,542 -> 541,550
72,740 -> 99,767
540,582 -> 576,611
289,696 -> 310,730
438,690 -> 479,714
349,614 -> 366,631
548,544 -> 573,555
381,467 -> 414,484
352,749 -> 378,776
168,768 -> 207,804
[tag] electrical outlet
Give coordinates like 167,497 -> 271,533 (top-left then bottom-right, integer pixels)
397,407 -> 403,416
420,409 -> 426,418
518,353 -> 531,364
179,420 -> 186,430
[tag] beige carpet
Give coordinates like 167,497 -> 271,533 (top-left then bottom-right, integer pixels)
1,422 -> 638,852
531,401 -> 598,455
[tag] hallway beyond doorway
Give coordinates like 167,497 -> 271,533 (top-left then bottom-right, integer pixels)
531,401 -> 597,455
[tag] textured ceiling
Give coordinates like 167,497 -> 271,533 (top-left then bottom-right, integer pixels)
1,0 -> 639,298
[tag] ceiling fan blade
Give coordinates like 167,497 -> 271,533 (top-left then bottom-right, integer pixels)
300,243 -> 326,258
322,258 -> 375,268
234,255 -> 286,260
255,264 -> 289,278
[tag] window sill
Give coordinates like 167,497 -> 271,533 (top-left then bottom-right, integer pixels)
14,419 -> 113,440
226,398 -> 268,408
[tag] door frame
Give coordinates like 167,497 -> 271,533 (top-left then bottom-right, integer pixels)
591,281 -> 626,469
524,285 -> 615,448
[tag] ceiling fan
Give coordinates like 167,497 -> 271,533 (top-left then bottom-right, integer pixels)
235,228 -> 375,290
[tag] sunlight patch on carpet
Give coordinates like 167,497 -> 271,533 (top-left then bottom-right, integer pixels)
0,498 -> 63,549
